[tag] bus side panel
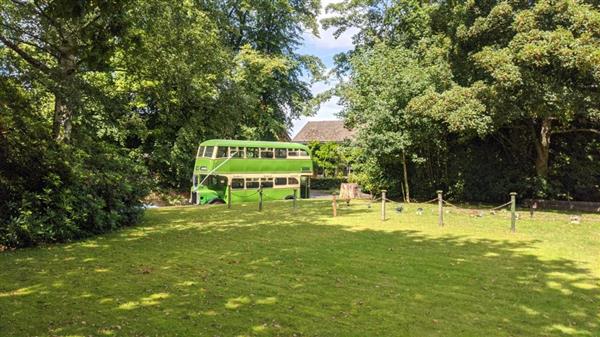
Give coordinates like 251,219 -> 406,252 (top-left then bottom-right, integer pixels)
263,188 -> 295,201
215,158 -> 312,175
228,188 -> 295,204
229,188 -> 260,204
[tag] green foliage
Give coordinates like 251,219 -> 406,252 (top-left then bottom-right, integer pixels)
310,177 -> 347,190
328,0 -> 600,202
308,141 -> 349,177
0,0 -> 322,247
0,107 -> 149,247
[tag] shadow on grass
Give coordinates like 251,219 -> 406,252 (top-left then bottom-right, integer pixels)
0,201 -> 599,336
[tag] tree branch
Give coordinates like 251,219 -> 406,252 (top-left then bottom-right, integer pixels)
0,35 -> 51,74
0,22 -> 61,55
32,0 -> 67,40
80,13 -> 102,32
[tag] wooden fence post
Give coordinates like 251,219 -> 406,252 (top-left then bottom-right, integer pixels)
332,193 -> 337,217
437,190 -> 444,227
293,188 -> 297,211
227,185 -> 232,209
258,186 -> 263,212
381,190 -> 387,221
510,192 -> 517,232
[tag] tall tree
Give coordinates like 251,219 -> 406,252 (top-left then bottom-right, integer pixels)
409,0 -> 600,178
327,0 -> 600,200
339,41 -> 451,199
0,0 -> 128,142
199,0 -> 324,139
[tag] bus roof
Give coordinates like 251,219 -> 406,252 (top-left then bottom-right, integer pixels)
199,139 -> 309,150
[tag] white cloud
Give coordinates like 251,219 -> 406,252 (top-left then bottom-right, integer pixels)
290,1 -> 354,138
303,28 -> 356,51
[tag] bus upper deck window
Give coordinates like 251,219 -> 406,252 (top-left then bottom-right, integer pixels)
287,149 -> 298,157
260,148 -> 273,159
299,150 -> 309,157
246,147 -> 258,158
216,146 -> 228,158
197,146 -> 205,158
230,147 -> 243,158
275,177 -> 287,186
204,146 -> 214,158
275,148 -> 287,159
288,177 -> 299,185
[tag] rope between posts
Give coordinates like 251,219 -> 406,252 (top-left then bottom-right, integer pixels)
441,199 -> 483,214
230,190 -> 260,197
442,199 -> 460,208
384,197 -> 402,204
491,201 -> 512,210
422,197 -> 439,204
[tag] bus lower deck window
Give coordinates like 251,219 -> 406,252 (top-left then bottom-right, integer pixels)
246,179 -> 259,189
260,178 -> 273,188
231,178 -> 244,189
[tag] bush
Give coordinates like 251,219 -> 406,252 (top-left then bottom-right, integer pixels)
0,140 -> 150,248
310,177 -> 347,190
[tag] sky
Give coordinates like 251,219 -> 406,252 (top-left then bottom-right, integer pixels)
290,0 -> 356,138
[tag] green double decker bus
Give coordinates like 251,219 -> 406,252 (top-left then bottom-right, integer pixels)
191,140 -> 313,205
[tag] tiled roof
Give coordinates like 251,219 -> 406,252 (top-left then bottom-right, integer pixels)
292,120 -> 356,143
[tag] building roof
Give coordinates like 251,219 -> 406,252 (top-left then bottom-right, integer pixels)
292,120 -> 356,143
199,139 -> 309,150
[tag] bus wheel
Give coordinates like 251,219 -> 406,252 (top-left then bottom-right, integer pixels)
209,198 -> 225,204
284,195 -> 295,200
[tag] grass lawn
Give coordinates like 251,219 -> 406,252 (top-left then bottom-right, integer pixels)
1,200 -> 599,337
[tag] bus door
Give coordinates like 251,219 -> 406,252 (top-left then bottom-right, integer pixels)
300,176 -> 310,198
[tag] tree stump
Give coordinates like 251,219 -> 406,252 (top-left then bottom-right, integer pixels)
339,183 -> 359,205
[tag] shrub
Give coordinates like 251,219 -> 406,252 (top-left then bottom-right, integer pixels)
0,140 -> 150,248
310,177 -> 347,190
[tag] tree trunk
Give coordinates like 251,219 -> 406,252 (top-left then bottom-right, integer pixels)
534,117 -> 551,178
52,47 -> 77,142
402,151 -> 411,203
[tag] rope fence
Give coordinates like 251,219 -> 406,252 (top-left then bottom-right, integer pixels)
360,190 -> 521,231
196,185 -> 589,230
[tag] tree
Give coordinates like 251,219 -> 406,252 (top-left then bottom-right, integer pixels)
408,0 -> 600,178
0,0 -> 128,142
117,0 -> 325,188
200,0 -> 324,139
326,0 -> 600,200
342,41 -> 453,200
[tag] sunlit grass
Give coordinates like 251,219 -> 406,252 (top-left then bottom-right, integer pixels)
1,200 -> 599,336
